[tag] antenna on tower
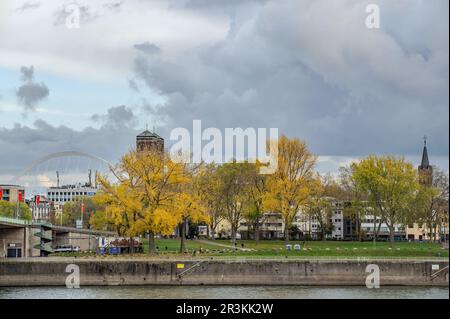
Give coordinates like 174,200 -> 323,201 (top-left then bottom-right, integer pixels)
56,171 -> 60,188
88,169 -> 92,187
423,135 -> 427,146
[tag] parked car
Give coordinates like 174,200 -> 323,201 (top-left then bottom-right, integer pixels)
53,245 -> 81,253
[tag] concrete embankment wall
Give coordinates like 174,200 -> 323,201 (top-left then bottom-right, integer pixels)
0,259 -> 448,287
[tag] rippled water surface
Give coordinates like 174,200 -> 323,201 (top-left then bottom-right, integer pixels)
0,286 -> 448,299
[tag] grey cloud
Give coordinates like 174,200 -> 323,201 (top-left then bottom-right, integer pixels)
53,4 -> 99,26
91,105 -> 138,129
20,66 -> 34,81
133,0 -> 449,158
168,0 -> 268,14
103,1 -> 123,11
15,1 -> 41,13
105,105 -> 136,127
0,106 -> 142,175
16,83 -> 49,111
128,79 -> 139,92
53,1 -> 124,26
134,42 -> 161,55
16,65 -> 49,112
140,98 -> 166,125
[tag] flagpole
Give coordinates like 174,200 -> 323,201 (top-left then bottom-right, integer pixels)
81,201 -> 84,229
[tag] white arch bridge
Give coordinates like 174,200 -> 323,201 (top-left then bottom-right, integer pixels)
9,151 -> 116,189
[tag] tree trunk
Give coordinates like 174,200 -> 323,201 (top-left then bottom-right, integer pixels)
129,236 -> 134,255
308,218 -> 312,239
231,225 -> 237,246
148,231 -> 156,254
372,220 -> 377,244
179,219 -> 187,253
210,224 -> 215,240
320,221 -> 325,241
389,225 -> 395,246
254,220 -> 260,245
357,216 -> 362,241
374,220 -> 382,244
284,224 -> 289,244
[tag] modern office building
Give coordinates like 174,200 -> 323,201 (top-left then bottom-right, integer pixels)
46,184 -> 98,204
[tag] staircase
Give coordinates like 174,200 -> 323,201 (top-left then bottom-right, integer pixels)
34,223 -> 53,256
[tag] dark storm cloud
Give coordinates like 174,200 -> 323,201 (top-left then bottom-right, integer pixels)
0,106 -> 141,175
16,66 -> 49,112
133,0 -> 449,158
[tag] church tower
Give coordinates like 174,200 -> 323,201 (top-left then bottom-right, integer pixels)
418,137 -> 433,187
136,128 -> 164,153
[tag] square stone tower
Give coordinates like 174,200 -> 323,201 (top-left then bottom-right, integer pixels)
136,129 -> 164,153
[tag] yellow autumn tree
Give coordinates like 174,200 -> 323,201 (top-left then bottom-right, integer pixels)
94,148 -> 198,254
264,135 -> 317,243
174,163 -> 209,253
92,182 -> 142,252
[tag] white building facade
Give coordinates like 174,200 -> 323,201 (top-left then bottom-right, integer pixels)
46,184 -> 98,204
29,195 -> 52,221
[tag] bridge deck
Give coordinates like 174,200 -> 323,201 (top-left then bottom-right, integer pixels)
0,216 -> 115,236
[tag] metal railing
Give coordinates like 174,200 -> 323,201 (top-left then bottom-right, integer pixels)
431,266 -> 449,280
177,260 -> 208,280
0,215 -> 31,225
0,216 -> 53,228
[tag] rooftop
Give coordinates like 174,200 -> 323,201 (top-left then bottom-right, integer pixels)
419,138 -> 431,169
0,184 -> 24,188
47,184 -> 98,190
137,130 -> 163,140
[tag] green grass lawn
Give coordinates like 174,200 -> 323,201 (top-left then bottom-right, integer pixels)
216,240 -> 448,258
139,238 -> 448,258
142,238 -> 220,253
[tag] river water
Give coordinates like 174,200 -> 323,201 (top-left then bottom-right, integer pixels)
0,286 -> 448,299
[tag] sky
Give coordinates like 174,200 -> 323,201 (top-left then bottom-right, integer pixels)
0,0 -> 448,188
